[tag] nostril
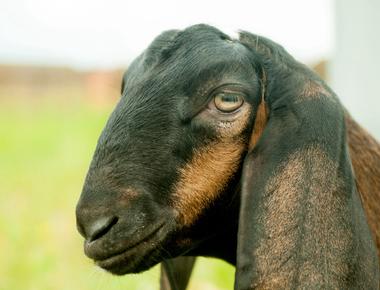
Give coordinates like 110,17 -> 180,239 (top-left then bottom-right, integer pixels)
87,216 -> 118,242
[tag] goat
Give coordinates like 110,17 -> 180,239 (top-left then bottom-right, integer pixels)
76,24 -> 380,289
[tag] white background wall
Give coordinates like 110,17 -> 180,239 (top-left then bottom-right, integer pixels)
0,0 -> 332,68
330,0 -> 380,139
1,0 -> 379,138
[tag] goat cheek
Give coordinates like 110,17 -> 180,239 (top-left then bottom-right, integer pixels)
172,140 -> 245,226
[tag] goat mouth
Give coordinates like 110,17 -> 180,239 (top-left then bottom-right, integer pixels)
93,223 -> 166,274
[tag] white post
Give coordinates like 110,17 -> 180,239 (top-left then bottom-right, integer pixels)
330,0 -> 380,139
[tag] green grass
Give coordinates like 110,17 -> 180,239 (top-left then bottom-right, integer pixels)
0,99 -> 234,290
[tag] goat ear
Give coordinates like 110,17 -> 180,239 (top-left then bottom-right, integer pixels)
235,32 -> 379,289
160,257 -> 196,290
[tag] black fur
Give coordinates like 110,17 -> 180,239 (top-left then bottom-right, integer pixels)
76,24 -> 262,275
76,24 -> 379,289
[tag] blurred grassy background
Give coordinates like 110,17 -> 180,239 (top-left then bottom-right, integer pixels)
0,67 -> 235,290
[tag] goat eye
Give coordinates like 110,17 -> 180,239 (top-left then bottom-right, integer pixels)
214,93 -> 244,112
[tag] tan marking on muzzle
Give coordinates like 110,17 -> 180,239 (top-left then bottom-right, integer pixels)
118,188 -> 140,205
173,140 -> 245,226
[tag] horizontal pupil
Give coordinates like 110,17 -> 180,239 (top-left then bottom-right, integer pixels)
214,92 -> 244,112
221,95 -> 239,102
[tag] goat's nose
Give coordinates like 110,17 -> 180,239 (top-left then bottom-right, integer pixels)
77,215 -> 118,242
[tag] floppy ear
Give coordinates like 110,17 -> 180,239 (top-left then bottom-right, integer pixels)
160,257 -> 196,290
235,33 -> 379,289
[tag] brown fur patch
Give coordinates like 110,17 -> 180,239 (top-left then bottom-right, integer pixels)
239,33 -> 273,58
299,79 -> 333,100
248,100 -> 268,151
173,140 -> 245,226
346,113 -> 380,261
119,188 -> 139,204
252,146 -> 354,289
248,69 -> 268,151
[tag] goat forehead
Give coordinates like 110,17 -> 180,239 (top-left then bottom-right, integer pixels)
121,49 -> 255,116
98,26 -> 257,149
162,41 -> 251,82
141,24 -> 236,67
100,45 -> 257,151
124,29 -> 253,90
